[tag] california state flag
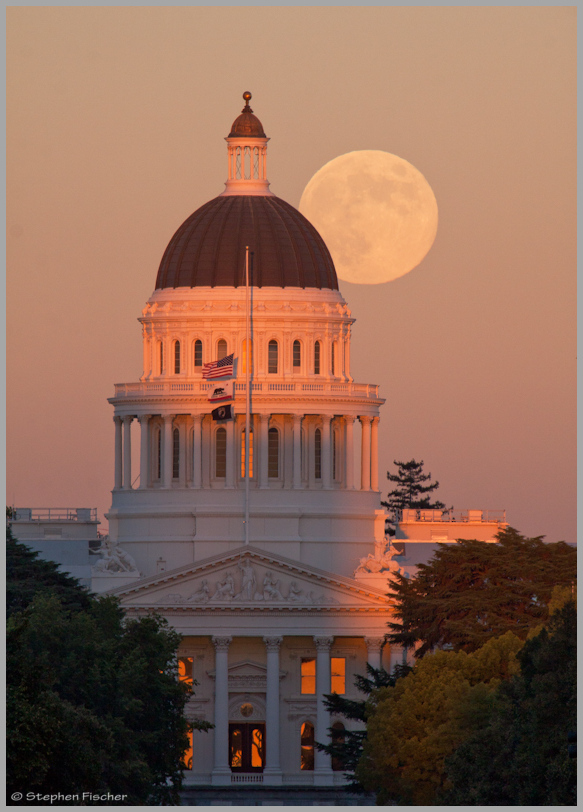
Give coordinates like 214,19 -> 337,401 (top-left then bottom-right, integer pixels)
208,380 -> 234,403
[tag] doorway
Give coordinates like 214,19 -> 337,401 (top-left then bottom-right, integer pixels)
229,722 -> 265,772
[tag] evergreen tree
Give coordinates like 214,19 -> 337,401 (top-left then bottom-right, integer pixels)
381,459 -> 446,535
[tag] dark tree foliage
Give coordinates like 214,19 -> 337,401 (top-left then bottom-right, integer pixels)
6,528 -> 209,805
316,663 -> 412,789
439,602 -> 577,806
387,527 -> 576,657
380,459 -> 446,535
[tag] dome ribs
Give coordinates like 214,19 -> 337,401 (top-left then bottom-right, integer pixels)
155,195 -> 338,291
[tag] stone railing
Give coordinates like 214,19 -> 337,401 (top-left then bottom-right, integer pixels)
11,508 -> 98,522
113,380 -> 379,399
397,509 -> 506,523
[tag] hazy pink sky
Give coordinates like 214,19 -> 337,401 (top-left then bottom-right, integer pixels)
7,7 -> 576,543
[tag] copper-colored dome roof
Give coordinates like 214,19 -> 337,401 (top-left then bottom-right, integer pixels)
228,92 -> 266,138
155,195 -> 339,290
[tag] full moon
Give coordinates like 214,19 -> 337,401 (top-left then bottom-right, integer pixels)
299,150 -> 438,284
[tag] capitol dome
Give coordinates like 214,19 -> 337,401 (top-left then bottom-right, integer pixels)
155,92 -> 338,291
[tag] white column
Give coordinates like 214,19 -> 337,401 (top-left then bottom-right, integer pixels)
345,416 -> 355,490
113,416 -> 123,490
263,636 -> 283,784
191,414 -> 202,489
313,636 -> 334,785
163,415 -> 174,489
360,416 -> 372,491
142,334 -> 150,379
225,418 -> 235,488
321,415 -> 332,489
138,414 -> 150,489
259,414 -> 269,488
371,417 -> 379,492
122,416 -> 133,490
178,421 -> 186,486
211,635 -> 232,785
365,637 -> 384,672
293,415 -> 303,489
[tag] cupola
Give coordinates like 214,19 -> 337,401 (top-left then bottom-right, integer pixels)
222,91 -> 272,196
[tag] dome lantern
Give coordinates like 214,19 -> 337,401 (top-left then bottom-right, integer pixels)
222,92 -> 273,196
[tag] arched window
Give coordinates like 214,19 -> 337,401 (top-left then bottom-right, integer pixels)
331,342 -> 336,376
242,339 -> 253,375
174,341 -> 181,374
293,339 -> 301,369
194,339 -> 202,368
268,340 -> 278,374
241,427 -> 254,478
173,427 -> 180,479
268,427 -> 279,478
331,722 -> 346,772
159,341 -> 164,375
215,427 -> 227,478
300,721 -> 315,771
314,428 -> 322,480
217,339 -> 228,360
156,427 -> 162,480
314,341 -> 321,375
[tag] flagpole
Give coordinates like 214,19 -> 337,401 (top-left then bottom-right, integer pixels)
244,246 -> 250,546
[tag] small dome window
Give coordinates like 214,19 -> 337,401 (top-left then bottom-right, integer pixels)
268,340 -> 278,374
268,427 -> 279,478
215,427 -> 227,478
314,341 -> 321,375
293,340 -> 301,369
194,339 -> 202,367
174,341 -> 181,375
314,428 -> 322,480
217,339 -> 228,360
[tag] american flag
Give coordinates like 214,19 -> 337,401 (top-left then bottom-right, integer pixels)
203,353 -> 235,380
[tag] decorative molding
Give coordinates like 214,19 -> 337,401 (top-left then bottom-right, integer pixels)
313,636 -> 334,652
212,635 -> 232,652
263,636 -> 283,652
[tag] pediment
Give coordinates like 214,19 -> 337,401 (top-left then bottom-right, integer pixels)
106,545 -> 391,612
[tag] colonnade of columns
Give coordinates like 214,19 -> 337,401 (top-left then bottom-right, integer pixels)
113,412 -> 380,492
209,635 -> 385,786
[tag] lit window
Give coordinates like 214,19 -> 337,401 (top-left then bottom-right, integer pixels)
194,339 -> 202,367
268,428 -> 279,478
300,721 -> 315,770
217,339 -> 228,360
230,727 -> 243,768
331,722 -> 346,771
301,658 -> 316,694
314,429 -> 322,480
293,340 -> 301,368
268,340 -> 278,374
178,656 -> 193,687
174,341 -> 181,374
181,726 -> 193,771
173,428 -> 180,479
215,427 -> 226,478
241,428 -> 254,478
314,341 -> 321,375
331,657 -> 345,694
251,726 -> 264,768
242,339 -> 253,374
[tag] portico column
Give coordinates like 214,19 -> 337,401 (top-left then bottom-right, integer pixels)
365,637 -> 384,672
313,636 -> 334,785
211,635 -> 232,785
293,415 -> 303,488
263,636 -> 283,784
225,418 -> 235,488
122,416 -> 133,490
113,416 -> 123,489
259,414 -> 269,488
345,417 -> 355,490
371,417 -> 379,492
321,415 -> 332,489
163,415 -> 174,489
191,414 -> 202,488
360,416 -> 372,491
138,414 -> 151,489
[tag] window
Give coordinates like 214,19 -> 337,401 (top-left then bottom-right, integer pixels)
215,427 -> 227,478
159,341 -> 164,375
181,726 -> 193,771
301,658 -> 316,694
268,340 -> 278,374
242,339 -> 253,374
217,339 -> 228,360
174,341 -> 181,374
331,723 -> 346,771
314,429 -> 322,480
194,339 -> 202,367
314,341 -> 321,375
178,656 -> 193,687
268,427 -> 279,479
293,340 -> 301,369
300,721 -> 315,771
331,657 -> 346,694
156,427 -> 162,479
173,428 -> 180,479
331,342 -> 335,376
241,427 -> 253,478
